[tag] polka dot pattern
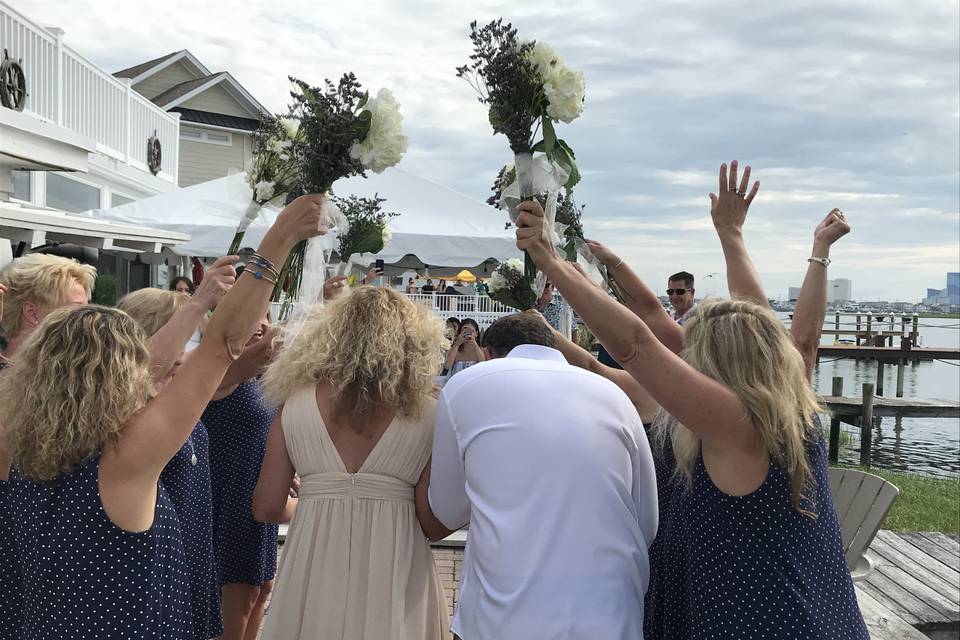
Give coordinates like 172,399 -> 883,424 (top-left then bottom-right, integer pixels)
160,422 -> 223,640
7,456 -> 192,639
644,424 -> 870,639
0,478 -> 24,636
201,381 -> 278,586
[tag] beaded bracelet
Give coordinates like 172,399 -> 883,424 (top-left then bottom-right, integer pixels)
244,266 -> 278,286
249,253 -> 280,279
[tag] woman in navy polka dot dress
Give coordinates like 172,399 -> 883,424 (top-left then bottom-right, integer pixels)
203,372 -> 279,639
518,164 -> 868,639
0,196 -> 327,639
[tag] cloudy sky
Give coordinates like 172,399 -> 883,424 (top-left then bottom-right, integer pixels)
33,0 -> 960,300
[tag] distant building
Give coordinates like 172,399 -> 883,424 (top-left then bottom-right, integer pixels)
923,273 -> 960,306
788,286 -> 801,302
828,278 -> 853,303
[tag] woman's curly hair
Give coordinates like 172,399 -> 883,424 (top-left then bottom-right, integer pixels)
0,305 -> 153,481
262,286 -> 447,418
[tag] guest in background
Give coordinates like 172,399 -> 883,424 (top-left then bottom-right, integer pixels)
666,271 -> 697,325
406,277 -> 417,294
254,286 -> 451,640
202,312 -> 279,640
535,281 -> 573,336
171,276 -> 196,295
445,317 -> 461,341
421,279 -> 436,295
0,194 -> 325,639
441,318 -> 484,382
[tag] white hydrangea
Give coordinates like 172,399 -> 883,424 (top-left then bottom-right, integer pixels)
350,89 -> 408,173
489,258 -> 524,293
529,42 -> 585,124
271,139 -> 293,155
488,270 -> 507,293
279,117 -> 300,139
504,257 -> 524,273
254,180 -> 275,202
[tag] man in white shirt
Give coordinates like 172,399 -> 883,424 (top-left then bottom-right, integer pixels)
429,313 -> 658,640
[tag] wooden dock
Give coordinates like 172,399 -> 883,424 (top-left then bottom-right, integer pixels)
819,344 -> 960,362
856,530 -> 960,640
824,395 -> 960,420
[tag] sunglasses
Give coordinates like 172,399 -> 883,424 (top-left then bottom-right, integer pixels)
666,288 -> 690,295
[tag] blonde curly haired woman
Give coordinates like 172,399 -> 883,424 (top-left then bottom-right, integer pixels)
253,286 -> 452,640
515,163 -> 867,640
0,195 -> 327,640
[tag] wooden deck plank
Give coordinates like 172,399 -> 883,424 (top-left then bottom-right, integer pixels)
856,579 -> 922,626
871,557 -> 958,621
818,345 -> 960,361
822,396 -> 960,419
855,587 -> 931,640
899,532 -> 960,570
919,532 -> 960,559
875,531 -> 960,587
870,535 -> 960,604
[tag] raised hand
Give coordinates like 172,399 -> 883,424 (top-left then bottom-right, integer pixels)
709,160 -> 760,235
515,200 -> 560,268
276,194 -> 330,241
584,239 -> 619,267
323,275 -> 348,301
813,208 -> 851,249
194,255 -> 239,311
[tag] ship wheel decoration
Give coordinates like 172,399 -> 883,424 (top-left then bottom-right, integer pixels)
0,49 -> 27,112
147,130 -> 162,175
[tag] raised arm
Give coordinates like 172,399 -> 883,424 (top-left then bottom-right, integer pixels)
516,200 -> 755,449
146,255 -> 238,381
108,196 -> 327,483
584,240 -> 683,354
792,209 -> 851,382
710,160 -> 768,308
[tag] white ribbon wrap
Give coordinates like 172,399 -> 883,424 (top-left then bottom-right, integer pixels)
499,152 -> 570,297
574,238 -> 607,288
279,197 -> 348,348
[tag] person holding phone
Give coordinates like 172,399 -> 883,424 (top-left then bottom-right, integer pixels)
441,318 -> 485,383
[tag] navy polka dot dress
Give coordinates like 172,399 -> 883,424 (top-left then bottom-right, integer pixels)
202,380 -> 278,586
645,427 -> 869,639
161,422 -> 223,640
7,456 -> 192,639
0,477 -> 24,637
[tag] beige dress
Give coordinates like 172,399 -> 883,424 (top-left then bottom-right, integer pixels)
261,387 -> 450,640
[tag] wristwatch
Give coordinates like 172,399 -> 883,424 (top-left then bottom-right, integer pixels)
808,256 -> 831,267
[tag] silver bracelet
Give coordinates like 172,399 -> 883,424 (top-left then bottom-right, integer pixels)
612,257 -> 624,269
808,256 -> 830,267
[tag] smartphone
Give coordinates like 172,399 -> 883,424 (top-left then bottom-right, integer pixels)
374,258 -> 385,275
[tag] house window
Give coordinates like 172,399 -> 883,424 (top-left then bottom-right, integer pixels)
46,174 -> 101,213
180,126 -> 232,146
12,170 -> 31,201
112,193 -> 134,207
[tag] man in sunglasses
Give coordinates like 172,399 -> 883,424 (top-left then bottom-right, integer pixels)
667,271 -> 698,325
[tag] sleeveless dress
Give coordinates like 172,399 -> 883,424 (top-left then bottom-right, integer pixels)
202,380 -> 279,586
160,422 -> 223,640
644,429 -> 869,640
0,477 -> 23,637
260,387 -> 450,640
7,456 -> 192,639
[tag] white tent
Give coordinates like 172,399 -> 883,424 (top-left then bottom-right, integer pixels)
84,170 -> 519,269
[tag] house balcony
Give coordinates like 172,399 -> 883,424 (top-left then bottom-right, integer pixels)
0,1 -> 179,183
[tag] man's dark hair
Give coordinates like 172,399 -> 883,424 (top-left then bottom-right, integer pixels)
481,313 -> 555,358
668,271 -> 695,288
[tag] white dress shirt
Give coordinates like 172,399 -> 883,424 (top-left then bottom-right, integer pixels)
429,344 -> 658,640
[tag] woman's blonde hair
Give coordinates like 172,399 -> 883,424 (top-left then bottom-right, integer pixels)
0,254 -> 96,337
117,288 -> 190,337
653,298 -> 824,516
0,305 -> 154,481
262,286 -> 447,419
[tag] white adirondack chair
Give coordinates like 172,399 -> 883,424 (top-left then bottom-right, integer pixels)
828,468 -> 899,581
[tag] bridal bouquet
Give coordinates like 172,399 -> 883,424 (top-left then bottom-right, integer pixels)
458,19 -> 585,290
273,74 -> 407,317
487,258 -> 538,311
228,116 -> 303,254
330,194 -> 399,278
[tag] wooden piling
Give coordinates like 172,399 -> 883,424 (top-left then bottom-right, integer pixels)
860,383 -> 876,468
896,358 -> 906,398
876,360 -> 885,396
829,377 -> 843,463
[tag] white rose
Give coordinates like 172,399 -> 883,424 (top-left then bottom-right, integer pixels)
381,224 -> 393,247
279,117 -> 300,139
254,180 -> 275,202
349,88 -> 408,173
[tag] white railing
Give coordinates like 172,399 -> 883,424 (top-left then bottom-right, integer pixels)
404,292 -> 574,339
0,1 -> 179,182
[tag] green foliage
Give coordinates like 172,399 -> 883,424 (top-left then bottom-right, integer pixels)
332,194 -> 399,261
92,274 -> 118,306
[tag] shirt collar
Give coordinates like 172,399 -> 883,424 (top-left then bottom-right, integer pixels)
506,344 -> 567,362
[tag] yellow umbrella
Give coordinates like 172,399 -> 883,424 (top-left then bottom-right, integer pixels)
454,270 -> 477,283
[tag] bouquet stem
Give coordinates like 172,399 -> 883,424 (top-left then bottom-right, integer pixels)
227,231 -> 245,257
514,151 -> 538,291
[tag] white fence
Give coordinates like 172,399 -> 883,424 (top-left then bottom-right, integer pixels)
0,2 -> 179,181
404,293 -> 573,338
